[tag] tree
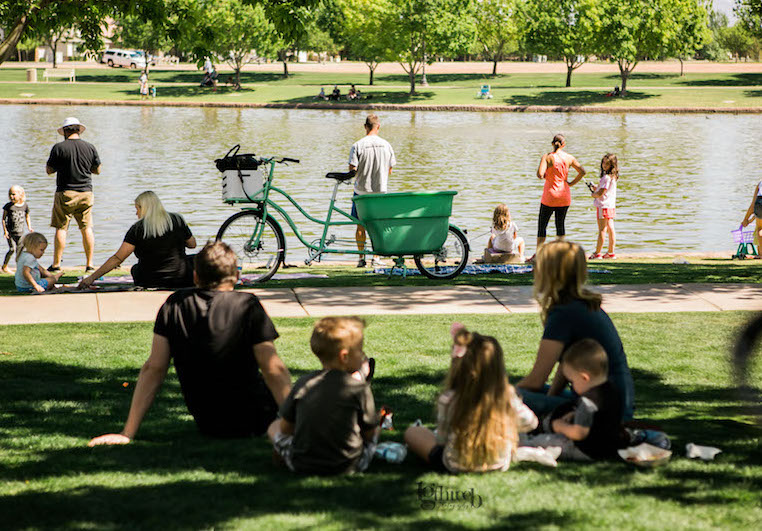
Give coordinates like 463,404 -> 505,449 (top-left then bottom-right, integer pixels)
336,0 -> 393,85
736,0 -> 762,39
116,15 -> 171,76
666,0 -> 710,76
0,1 -> 169,66
474,0 -> 521,76
596,0 -> 708,94
522,0 -> 599,87
385,0 -> 477,95
189,0 -> 280,89
718,23 -> 758,60
259,0 -> 319,77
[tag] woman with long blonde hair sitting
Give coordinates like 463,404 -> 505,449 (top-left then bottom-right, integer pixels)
516,240 -> 634,421
78,191 -> 196,289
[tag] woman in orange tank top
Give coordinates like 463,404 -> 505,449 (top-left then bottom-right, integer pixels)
529,134 -> 586,262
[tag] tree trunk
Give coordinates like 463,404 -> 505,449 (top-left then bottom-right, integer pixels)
492,59 -> 498,76
0,15 -> 31,65
48,39 -> 57,68
566,64 -> 573,87
621,70 -> 629,94
368,63 -> 376,85
282,60 -> 289,76
408,67 -> 416,95
679,57 -> 684,76
235,67 -> 241,90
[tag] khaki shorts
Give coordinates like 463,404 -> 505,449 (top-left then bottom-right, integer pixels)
50,191 -> 94,230
50,190 -> 93,230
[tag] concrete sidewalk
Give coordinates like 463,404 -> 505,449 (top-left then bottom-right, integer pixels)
1,283 -> 760,325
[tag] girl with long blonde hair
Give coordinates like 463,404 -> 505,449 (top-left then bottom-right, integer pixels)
405,324 -> 537,473
517,240 -> 634,421
78,191 -> 197,289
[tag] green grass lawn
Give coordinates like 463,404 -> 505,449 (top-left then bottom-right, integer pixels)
0,258 -> 760,293
1,313 -> 761,528
2,68 -> 761,109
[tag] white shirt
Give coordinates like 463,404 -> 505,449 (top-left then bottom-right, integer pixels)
348,135 -> 396,195
594,174 -> 617,209
15,251 -> 40,289
491,221 -> 519,253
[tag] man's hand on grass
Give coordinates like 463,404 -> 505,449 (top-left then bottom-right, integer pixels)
88,433 -> 131,446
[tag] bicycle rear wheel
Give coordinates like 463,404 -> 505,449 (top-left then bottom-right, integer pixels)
413,225 -> 469,280
216,211 -> 285,283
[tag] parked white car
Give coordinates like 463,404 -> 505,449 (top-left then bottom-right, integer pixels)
101,49 -> 146,69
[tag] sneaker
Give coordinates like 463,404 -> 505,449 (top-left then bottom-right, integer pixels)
370,256 -> 386,267
356,258 -> 367,268
602,252 -> 617,259
588,253 -> 602,260
47,264 -> 61,272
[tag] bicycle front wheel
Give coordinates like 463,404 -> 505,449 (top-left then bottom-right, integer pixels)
413,225 -> 469,280
216,211 -> 285,283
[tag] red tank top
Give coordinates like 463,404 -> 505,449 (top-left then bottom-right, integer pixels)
541,153 -> 571,207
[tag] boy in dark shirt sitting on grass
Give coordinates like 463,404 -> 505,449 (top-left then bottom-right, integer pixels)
521,338 -> 627,460
268,316 -> 379,475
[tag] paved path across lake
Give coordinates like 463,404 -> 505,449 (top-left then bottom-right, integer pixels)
2,283 -> 761,325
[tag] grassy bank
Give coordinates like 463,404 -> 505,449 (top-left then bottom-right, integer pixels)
1,313 -> 760,528
2,69 -> 762,109
0,258 -> 760,293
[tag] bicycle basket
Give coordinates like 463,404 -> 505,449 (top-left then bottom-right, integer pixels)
731,226 -> 756,244
214,144 -> 259,172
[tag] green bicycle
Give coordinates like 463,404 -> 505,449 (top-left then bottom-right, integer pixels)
214,147 -> 469,283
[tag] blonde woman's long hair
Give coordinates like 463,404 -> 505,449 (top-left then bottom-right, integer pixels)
17,231 -> 47,261
445,327 -> 518,470
534,240 -> 602,323
135,191 -> 173,239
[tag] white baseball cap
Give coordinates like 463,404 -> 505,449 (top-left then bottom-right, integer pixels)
57,117 -> 86,135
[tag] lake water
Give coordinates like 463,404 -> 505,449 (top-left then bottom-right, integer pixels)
1,104 -> 757,267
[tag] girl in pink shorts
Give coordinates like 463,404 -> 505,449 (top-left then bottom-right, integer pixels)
589,154 -> 618,259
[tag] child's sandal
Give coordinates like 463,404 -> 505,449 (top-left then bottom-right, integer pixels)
588,253 -> 602,260
602,252 -> 617,259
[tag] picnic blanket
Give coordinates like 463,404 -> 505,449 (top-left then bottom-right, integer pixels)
371,264 -> 611,276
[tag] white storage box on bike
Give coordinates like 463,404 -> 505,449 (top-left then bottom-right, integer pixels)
215,144 -> 265,203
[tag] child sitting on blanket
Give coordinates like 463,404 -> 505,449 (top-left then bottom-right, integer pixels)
520,339 -> 628,460
487,204 -> 525,260
15,232 -> 62,293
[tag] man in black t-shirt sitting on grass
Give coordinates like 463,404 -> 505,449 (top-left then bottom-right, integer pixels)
89,241 -> 293,445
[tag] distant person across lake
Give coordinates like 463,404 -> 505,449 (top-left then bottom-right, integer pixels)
78,191 -> 197,290
529,133 -> 585,262
45,117 -> 101,273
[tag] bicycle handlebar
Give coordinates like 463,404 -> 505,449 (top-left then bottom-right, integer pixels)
279,157 -> 300,164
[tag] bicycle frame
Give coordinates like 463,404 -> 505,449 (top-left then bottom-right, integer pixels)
232,159 -> 368,263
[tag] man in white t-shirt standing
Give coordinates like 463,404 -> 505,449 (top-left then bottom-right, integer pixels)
348,114 -> 396,267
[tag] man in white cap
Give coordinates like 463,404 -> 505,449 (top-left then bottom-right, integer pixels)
45,117 -> 102,272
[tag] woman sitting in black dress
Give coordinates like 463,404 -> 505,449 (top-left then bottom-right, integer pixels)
78,191 -> 197,289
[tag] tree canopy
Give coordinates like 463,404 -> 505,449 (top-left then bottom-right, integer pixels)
522,0 -> 600,87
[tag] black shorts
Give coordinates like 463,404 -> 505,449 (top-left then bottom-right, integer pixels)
428,444 -> 449,472
754,197 -> 762,218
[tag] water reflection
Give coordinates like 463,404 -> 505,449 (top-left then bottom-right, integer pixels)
0,104 -> 756,266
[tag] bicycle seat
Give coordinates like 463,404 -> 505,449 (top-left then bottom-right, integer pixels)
325,170 -> 356,182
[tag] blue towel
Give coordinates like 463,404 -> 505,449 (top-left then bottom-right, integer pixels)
371,264 -> 611,276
